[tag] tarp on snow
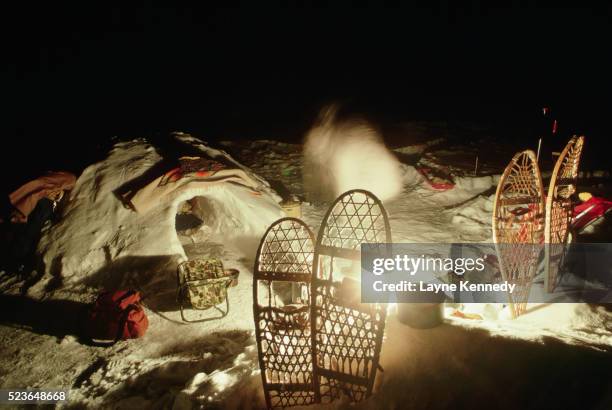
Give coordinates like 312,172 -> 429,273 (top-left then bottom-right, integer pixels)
9,171 -> 76,222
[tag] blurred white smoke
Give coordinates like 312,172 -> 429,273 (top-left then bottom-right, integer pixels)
303,105 -> 403,202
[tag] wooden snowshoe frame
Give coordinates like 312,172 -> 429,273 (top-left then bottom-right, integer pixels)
492,150 -> 545,318
544,136 -> 584,293
311,189 -> 391,404
253,218 -> 316,410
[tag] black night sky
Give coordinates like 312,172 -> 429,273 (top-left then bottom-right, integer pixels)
6,3 -> 612,193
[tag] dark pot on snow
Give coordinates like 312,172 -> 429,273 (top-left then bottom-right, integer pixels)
397,290 -> 445,329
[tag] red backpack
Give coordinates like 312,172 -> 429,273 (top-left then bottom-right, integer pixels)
84,290 -> 149,344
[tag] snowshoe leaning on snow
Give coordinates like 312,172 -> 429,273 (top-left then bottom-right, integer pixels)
253,218 -> 316,409
492,150 -> 545,319
544,136 -> 584,293
311,189 -> 390,404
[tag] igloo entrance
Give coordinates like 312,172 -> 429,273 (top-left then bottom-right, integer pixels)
175,196 -> 220,259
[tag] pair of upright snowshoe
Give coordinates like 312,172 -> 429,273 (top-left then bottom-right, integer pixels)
253,190 -> 391,409
492,136 -> 585,318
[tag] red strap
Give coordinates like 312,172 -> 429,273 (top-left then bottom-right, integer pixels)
117,290 -> 140,310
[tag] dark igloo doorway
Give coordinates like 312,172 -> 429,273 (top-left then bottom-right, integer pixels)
175,200 -> 204,231
175,196 -> 223,259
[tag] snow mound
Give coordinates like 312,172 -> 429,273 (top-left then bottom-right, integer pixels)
38,134 -> 284,285
303,105 -> 403,202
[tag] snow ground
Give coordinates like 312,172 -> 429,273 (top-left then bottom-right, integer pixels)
0,134 -> 611,409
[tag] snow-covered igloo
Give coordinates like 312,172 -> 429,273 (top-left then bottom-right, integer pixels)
38,133 -> 284,290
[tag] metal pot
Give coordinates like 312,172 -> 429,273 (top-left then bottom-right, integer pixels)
397,302 -> 444,328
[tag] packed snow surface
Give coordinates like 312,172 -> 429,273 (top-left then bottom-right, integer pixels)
1,134 -> 610,409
